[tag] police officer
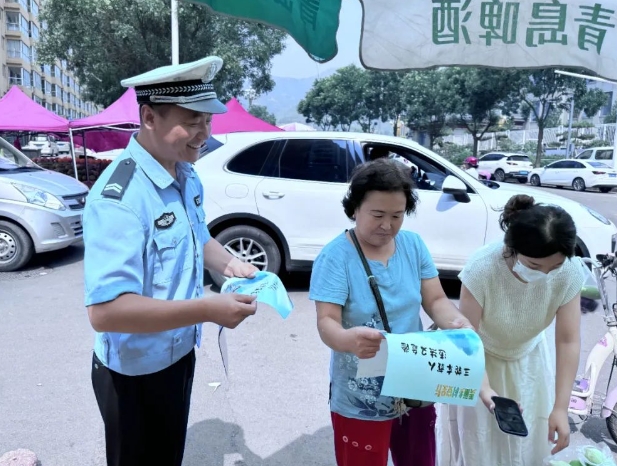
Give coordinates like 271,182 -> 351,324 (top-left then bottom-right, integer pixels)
83,56 -> 258,466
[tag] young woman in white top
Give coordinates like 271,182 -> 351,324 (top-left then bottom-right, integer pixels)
437,194 -> 584,466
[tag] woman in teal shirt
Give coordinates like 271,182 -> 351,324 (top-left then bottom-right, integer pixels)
309,158 -> 472,466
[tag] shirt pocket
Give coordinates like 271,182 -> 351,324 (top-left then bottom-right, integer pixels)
195,207 -> 208,244
152,226 -> 187,285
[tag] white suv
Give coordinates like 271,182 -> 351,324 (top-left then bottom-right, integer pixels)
194,132 -> 617,287
478,152 -> 534,183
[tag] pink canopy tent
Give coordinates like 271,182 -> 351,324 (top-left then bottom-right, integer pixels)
211,98 -> 282,134
0,86 -> 69,132
62,88 -> 140,156
69,88 -> 139,129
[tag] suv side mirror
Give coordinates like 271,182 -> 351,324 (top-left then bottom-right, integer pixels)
442,175 -> 470,203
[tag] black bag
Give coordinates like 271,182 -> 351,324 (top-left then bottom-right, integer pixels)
348,228 -> 433,409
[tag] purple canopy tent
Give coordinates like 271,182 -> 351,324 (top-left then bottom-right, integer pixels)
66,88 -> 140,181
69,88 -> 140,130
0,86 -> 75,174
0,86 -> 70,132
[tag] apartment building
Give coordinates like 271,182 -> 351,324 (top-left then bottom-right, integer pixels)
0,0 -> 98,120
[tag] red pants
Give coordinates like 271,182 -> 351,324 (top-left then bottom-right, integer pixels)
331,406 -> 436,466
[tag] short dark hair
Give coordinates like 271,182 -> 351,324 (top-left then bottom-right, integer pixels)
499,194 -> 577,258
342,158 -> 419,219
138,103 -> 173,123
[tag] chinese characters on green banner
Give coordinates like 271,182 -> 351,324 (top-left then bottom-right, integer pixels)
432,0 -> 614,54
361,0 -> 617,80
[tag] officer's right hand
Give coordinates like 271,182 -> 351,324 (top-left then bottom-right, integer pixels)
346,327 -> 384,359
205,293 -> 257,329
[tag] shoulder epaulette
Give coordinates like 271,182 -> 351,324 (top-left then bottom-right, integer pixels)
101,158 -> 136,200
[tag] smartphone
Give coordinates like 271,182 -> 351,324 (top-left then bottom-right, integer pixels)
492,396 -> 528,437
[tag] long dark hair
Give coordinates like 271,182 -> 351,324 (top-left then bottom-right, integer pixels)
499,194 -> 577,258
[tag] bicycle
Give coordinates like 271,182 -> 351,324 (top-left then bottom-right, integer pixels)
569,253 -> 617,442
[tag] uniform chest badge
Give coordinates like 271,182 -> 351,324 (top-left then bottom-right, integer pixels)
194,195 -> 201,207
155,212 -> 176,229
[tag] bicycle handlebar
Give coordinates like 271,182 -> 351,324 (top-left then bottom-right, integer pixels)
596,253 -> 617,271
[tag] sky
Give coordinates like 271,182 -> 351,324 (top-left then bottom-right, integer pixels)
270,1 -> 363,79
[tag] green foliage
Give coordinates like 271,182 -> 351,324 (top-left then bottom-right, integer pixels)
248,105 -> 276,125
401,70 -> 456,149
581,138 -> 610,148
604,108 -> 617,124
511,68 -> 588,167
37,0 -> 286,107
435,143 -> 473,166
446,67 -> 521,156
575,88 -> 609,118
497,138 -> 521,152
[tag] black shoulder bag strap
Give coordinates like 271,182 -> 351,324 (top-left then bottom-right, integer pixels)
348,228 -> 391,333
348,229 -> 431,410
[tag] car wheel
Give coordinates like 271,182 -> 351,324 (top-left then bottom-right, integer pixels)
494,169 -> 506,182
572,177 -> 586,192
210,225 -> 282,288
599,187 -> 612,193
0,221 -> 34,272
530,174 -> 541,187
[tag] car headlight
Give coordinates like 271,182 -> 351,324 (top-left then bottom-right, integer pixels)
584,205 -> 611,225
12,183 -> 66,211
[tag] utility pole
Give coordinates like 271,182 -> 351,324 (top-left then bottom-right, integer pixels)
565,97 -> 574,158
171,0 -> 179,65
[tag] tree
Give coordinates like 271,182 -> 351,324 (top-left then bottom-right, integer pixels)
298,78 -> 337,130
605,108 -> 617,124
363,71 -> 407,135
298,66 -> 369,131
512,69 -> 587,167
575,88 -> 610,120
400,70 -> 456,149
326,65 -> 368,131
38,0 -> 286,107
446,68 -> 521,157
249,105 -> 276,125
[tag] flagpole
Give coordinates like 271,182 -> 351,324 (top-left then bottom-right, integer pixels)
171,0 -> 179,65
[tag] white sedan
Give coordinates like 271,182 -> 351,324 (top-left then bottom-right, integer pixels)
194,132 -> 617,286
529,159 -> 617,193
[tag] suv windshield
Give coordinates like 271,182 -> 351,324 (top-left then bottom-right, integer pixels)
0,137 -> 43,171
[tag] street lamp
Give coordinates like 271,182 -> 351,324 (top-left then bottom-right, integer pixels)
555,70 -> 617,169
243,87 -> 257,108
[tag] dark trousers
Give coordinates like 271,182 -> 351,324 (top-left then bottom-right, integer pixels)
91,349 -> 196,466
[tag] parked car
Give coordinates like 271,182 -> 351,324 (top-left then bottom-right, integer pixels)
56,141 -> 71,154
0,137 -> 89,271
194,132 -> 617,287
576,146 -> 615,166
477,152 -> 534,183
22,135 -> 59,156
529,159 -> 617,193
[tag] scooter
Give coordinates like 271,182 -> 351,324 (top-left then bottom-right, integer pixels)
569,254 -> 617,442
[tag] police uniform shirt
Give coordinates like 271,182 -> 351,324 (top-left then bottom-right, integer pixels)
83,134 -> 209,376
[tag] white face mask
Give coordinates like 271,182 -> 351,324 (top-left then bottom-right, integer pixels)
513,260 -> 560,283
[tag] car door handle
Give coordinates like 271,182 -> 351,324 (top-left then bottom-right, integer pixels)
263,191 -> 285,199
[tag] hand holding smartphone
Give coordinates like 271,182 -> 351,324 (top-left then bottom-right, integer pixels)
492,396 -> 528,437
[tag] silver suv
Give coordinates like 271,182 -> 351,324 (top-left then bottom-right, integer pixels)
0,137 -> 89,271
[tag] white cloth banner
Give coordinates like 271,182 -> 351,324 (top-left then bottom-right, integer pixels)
360,0 -> 617,81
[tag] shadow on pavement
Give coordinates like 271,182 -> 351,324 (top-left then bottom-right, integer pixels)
571,416 -> 617,453
0,244 -> 84,280
183,419 -> 332,466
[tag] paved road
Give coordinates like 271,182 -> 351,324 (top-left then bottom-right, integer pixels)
532,185 -> 617,226
1,188 -> 616,465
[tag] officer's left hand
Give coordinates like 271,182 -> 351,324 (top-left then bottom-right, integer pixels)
225,258 -> 259,278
